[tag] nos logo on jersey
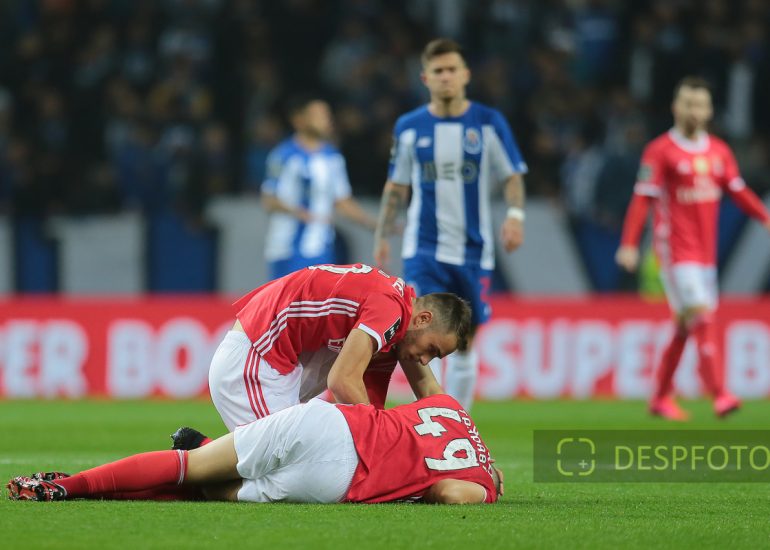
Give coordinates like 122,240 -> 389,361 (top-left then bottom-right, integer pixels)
384,318 -> 402,344
463,128 -> 482,155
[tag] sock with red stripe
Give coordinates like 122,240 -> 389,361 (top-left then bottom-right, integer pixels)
691,313 -> 722,396
56,450 -> 187,498
654,327 -> 688,399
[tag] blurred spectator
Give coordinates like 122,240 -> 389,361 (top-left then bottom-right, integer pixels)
0,0 -> 768,291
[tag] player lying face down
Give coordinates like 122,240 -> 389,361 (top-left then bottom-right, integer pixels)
8,395 -> 503,505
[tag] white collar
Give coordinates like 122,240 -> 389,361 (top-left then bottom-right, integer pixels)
668,128 -> 710,153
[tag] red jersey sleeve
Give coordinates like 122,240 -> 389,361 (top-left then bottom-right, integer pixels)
720,143 -> 770,222
633,142 -> 665,198
354,288 -> 412,353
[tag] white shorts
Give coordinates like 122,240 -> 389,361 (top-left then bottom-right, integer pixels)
208,331 -> 338,431
233,399 -> 358,503
659,262 -> 718,314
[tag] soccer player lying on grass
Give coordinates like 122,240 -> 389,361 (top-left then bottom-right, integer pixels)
7,394 -> 502,505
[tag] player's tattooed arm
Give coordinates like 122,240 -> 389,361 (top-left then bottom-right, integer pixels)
501,174 -> 526,252
374,181 -> 409,239
503,173 -> 525,210
373,181 -> 410,267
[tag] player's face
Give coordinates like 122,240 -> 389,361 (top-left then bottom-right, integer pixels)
421,53 -> 470,101
294,100 -> 333,140
672,86 -> 713,134
396,327 -> 459,367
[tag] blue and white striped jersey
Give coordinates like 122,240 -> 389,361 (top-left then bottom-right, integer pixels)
388,102 -> 527,270
262,138 -> 351,261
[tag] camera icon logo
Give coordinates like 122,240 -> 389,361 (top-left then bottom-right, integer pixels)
556,437 -> 596,477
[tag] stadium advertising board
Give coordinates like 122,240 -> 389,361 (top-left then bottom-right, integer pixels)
0,296 -> 768,399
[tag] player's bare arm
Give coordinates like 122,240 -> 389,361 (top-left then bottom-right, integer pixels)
335,197 -> 377,231
422,479 -> 487,504
501,173 -> 526,252
401,358 -> 443,398
261,193 -> 312,223
327,328 -> 376,405
373,181 -> 410,267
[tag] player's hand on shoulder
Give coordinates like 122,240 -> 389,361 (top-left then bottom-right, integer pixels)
615,245 -> 640,272
500,217 -> 524,252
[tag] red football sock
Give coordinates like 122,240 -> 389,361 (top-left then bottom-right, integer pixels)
200,437 -> 213,446
654,327 -> 688,399
691,314 -> 722,396
56,450 -> 187,498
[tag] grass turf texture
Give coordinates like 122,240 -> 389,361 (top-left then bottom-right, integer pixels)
2,399 -> 769,549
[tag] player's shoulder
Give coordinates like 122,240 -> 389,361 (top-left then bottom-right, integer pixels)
269,138 -> 299,160
707,134 -> 733,153
394,105 -> 432,132
643,132 -> 674,155
469,101 -> 505,123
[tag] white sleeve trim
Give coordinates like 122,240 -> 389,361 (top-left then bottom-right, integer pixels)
633,182 -> 661,197
357,323 -> 383,352
727,177 -> 746,192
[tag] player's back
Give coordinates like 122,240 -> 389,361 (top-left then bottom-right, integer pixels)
338,394 -> 498,503
233,264 -> 413,374
389,102 -> 526,269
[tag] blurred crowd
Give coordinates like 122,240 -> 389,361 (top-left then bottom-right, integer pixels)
1,0 -> 770,234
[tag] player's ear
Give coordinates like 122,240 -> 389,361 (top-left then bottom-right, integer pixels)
420,70 -> 428,86
414,309 -> 433,328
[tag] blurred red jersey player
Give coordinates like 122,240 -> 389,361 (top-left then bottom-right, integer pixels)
616,76 -> 770,421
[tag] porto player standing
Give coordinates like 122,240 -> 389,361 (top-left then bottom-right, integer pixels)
616,76 -> 770,420
373,38 -> 528,410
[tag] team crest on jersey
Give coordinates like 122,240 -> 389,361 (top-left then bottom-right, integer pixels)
327,338 -> 346,353
693,156 -> 710,175
463,128 -> 482,155
384,318 -> 402,344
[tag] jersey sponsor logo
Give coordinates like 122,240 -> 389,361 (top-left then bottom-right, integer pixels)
384,318 -> 401,344
637,163 -> 653,182
416,136 -> 432,148
693,156 -> 710,175
421,160 -> 480,183
676,160 -> 691,175
327,337 -> 346,352
463,127 -> 482,155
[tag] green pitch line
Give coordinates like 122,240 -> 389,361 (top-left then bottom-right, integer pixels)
2,399 -> 770,549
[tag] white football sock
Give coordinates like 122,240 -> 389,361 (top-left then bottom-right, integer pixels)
445,349 -> 478,410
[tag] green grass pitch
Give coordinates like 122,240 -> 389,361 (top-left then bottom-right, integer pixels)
2,398 -> 770,549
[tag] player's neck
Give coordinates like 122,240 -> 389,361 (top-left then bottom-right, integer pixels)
294,133 -> 324,152
428,97 -> 470,118
673,124 -> 706,142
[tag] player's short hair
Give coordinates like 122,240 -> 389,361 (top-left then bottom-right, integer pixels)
421,38 -> 466,67
416,292 -> 472,351
286,93 -> 325,118
673,76 -> 711,99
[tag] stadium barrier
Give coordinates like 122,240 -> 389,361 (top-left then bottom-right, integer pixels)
0,295 -> 768,399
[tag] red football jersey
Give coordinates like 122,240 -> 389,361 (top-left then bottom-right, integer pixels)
633,129 -> 742,266
338,394 -> 498,504
234,264 -> 414,375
